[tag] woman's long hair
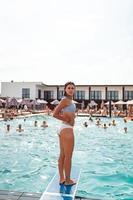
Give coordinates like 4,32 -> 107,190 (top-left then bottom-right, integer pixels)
64,81 -> 75,97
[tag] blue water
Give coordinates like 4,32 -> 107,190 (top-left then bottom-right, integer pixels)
0,115 -> 133,200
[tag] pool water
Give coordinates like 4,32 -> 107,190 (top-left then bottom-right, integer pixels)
0,115 -> 133,200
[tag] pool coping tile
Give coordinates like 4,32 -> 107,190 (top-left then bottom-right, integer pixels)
0,190 -> 101,200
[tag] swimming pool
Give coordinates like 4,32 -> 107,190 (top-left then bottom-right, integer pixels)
0,115 -> 133,200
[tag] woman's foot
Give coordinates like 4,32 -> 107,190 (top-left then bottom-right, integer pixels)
59,179 -> 65,185
64,179 -> 76,186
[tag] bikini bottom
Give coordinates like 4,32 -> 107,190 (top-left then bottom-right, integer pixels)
58,123 -> 73,135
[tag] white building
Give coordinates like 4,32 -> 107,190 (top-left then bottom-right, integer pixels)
1,81 -> 133,102
1,82 -> 41,99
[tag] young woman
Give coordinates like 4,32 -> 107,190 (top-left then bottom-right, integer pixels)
53,81 -> 76,186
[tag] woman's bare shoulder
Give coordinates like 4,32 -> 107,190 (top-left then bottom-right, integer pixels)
60,97 -> 69,106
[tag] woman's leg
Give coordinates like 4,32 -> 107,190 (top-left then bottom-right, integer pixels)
58,133 -> 65,183
61,128 -> 76,185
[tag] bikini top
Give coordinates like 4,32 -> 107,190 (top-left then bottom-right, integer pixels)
62,97 -> 76,113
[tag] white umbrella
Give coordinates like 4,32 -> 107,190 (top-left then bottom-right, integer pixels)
30,100 -> 40,105
0,99 -> 5,103
105,101 -> 115,105
20,99 -> 31,106
17,99 -> 23,104
0,99 -> 5,107
115,100 -> 126,105
51,99 -> 60,105
126,100 -> 133,105
89,100 -> 98,107
37,99 -> 48,104
9,97 -> 18,107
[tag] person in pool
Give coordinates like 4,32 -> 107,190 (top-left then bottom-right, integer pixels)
34,120 -> 38,127
41,121 -> 48,128
6,124 -> 10,132
16,124 -> 24,132
53,81 -> 76,186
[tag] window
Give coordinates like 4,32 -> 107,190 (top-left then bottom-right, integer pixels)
22,88 -> 30,98
38,90 -> 41,99
58,90 -> 64,99
124,91 -> 133,100
44,90 -> 54,100
107,91 -> 118,100
90,91 -> 101,100
75,91 -> 85,100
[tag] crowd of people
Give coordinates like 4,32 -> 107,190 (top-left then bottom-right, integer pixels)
83,116 -> 128,133
77,103 -> 133,118
0,105 -> 52,121
5,119 -> 48,134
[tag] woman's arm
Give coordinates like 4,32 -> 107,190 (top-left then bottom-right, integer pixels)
53,99 -> 69,122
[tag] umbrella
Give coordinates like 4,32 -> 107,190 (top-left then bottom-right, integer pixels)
0,99 -> 5,107
105,101 -> 115,105
50,100 -> 60,105
115,100 -> 126,105
126,100 -> 133,105
30,100 -> 40,105
0,99 -> 5,103
20,99 -> 31,105
89,100 -> 98,107
17,99 -> 23,104
36,99 -> 48,104
9,97 -> 18,107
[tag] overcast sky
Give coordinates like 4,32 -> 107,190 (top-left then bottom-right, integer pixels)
0,0 -> 133,89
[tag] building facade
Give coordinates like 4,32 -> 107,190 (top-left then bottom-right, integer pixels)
1,82 -> 133,104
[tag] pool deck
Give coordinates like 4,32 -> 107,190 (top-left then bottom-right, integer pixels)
0,190 -> 100,200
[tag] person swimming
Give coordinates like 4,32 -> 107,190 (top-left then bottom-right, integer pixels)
112,119 -> 116,126
16,124 -> 24,132
6,124 -> 10,132
124,127 -> 127,133
103,123 -> 108,129
34,120 -> 38,127
83,121 -> 88,127
41,121 -> 48,128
